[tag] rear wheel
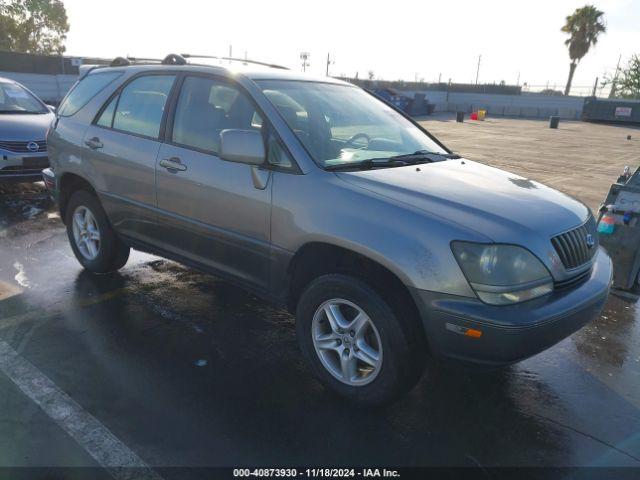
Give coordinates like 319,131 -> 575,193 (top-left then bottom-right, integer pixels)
65,190 -> 130,273
296,274 -> 425,406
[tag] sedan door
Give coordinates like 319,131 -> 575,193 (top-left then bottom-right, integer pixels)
154,75 -> 272,291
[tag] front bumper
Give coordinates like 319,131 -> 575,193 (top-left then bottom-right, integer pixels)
411,247 -> 612,367
0,151 -> 49,183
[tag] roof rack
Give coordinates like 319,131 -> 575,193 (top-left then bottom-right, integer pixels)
124,54 -> 187,65
110,56 -> 131,67
181,53 -> 289,70
109,53 -> 287,70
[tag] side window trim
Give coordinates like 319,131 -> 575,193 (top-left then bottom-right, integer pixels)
91,71 -> 178,142
161,72 -> 186,144
164,72 -> 301,174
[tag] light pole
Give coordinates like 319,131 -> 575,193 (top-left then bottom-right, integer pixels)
475,54 -> 482,85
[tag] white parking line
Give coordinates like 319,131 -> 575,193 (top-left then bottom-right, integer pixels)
0,339 -> 163,480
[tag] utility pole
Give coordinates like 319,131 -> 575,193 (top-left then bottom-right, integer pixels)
325,53 -> 334,76
475,54 -> 481,84
609,54 -> 622,98
243,50 -> 248,66
229,45 -> 232,64
300,52 -> 310,72
516,71 -> 520,86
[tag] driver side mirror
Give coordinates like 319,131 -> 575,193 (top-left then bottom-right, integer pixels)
219,129 -> 265,166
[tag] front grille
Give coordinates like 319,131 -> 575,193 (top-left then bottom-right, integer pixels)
0,168 -> 45,176
0,157 -> 48,171
551,222 -> 596,270
554,269 -> 591,290
0,157 -> 48,175
0,140 -> 46,153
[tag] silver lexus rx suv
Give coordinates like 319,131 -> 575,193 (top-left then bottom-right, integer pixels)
44,54 -> 612,405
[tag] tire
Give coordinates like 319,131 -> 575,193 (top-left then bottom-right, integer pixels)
65,190 -> 130,273
296,274 -> 426,406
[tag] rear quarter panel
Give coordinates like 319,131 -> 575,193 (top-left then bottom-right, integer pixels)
47,68 -> 133,194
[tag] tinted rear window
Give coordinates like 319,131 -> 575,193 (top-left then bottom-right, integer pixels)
58,71 -> 122,117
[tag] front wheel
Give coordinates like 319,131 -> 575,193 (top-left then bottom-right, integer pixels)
296,274 -> 425,406
65,190 -> 130,273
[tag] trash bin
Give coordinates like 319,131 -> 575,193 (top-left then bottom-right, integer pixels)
478,109 -> 486,121
456,111 -> 465,122
549,116 -> 560,129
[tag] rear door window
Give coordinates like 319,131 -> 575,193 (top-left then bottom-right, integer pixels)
112,75 -> 175,138
58,71 -> 122,117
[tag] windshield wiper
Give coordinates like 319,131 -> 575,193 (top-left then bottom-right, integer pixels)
389,150 -> 461,163
324,150 -> 461,171
325,158 -> 408,171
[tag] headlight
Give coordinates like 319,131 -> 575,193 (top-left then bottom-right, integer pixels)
452,242 -> 553,305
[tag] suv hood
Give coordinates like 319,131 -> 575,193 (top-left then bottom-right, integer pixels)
336,159 -> 589,242
0,112 -> 54,141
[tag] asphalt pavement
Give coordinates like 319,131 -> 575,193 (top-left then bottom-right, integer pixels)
1,174 -> 639,479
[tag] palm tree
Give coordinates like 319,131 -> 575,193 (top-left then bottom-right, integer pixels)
561,5 -> 606,95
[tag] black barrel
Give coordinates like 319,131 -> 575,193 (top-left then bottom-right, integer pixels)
456,111 -> 465,122
549,116 -> 560,129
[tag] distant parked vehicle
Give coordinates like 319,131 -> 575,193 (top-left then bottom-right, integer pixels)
373,87 -> 433,116
0,77 -> 55,183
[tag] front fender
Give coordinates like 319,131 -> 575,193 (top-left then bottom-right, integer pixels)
272,169 -> 487,297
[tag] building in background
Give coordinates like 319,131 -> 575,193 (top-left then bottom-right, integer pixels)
0,51 -> 109,104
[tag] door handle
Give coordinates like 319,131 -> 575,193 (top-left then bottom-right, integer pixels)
159,157 -> 187,172
84,137 -> 103,150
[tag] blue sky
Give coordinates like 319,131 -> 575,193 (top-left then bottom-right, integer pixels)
63,0 -> 640,91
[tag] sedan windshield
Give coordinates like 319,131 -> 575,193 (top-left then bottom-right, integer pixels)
0,81 -> 47,114
257,80 -> 447,168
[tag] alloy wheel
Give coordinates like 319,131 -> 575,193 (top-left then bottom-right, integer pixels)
311,298 -> 383,386
71,206 -> 101,260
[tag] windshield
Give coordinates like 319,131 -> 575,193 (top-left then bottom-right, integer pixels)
0,81 -> 47,114
257,80 -> 447,168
